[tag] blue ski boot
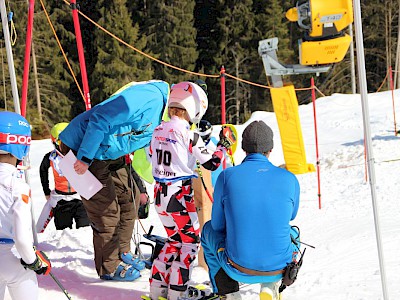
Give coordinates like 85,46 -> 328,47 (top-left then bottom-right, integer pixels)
100,262 -> 140,281
120,252 -> 146,270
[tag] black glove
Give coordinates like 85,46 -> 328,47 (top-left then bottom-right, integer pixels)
21,249 -> 51,275
218,126 -> 237,150
138,200 -> 150,219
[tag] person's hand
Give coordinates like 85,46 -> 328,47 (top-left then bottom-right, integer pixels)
74,159 -> 89,175
218,126 -> 237,150
21,249 -> 51,275
45,195 -> 50,201
139,193 -> 149,205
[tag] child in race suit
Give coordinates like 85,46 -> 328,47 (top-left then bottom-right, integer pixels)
148,81 -> 236,300
0,112 -> 51,300
36,123 -> 90,232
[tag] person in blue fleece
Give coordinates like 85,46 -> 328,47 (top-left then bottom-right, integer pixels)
58,80 -> 169,281
201,120 -> 300,300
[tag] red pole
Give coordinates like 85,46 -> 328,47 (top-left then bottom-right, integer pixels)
389,66 -> 397,135
311,78 -> 322,209
70,0 -> 91,110
21,0 -> 35,117
220,66 -> 227,169
220,66 -> 226,124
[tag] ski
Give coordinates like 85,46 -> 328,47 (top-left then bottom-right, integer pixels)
140,296 -> 167,300
141,283 -> 218,300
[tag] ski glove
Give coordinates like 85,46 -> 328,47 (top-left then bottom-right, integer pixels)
21,249 -> 52,275
218,126 -> 236,150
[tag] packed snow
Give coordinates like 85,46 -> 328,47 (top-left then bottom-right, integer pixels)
5,90 -> 400,300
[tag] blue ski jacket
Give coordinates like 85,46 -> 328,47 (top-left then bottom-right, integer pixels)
59,80 -> 169,164
211,153 -> 300,272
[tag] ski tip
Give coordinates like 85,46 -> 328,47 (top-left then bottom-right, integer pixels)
140,296 -> 167,300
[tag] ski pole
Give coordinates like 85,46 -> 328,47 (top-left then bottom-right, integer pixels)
196,161 -> 213,202
298,240 -> 315,249
49,272 -> 72,300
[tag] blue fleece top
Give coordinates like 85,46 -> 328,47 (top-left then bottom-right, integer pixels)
59,81 -> 169,163
211,153 -> 300,271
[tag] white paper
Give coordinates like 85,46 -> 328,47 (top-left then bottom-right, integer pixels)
58,151 -> 103,200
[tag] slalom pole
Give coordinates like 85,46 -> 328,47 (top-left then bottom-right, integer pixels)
311,78 -> 322,209
389,66 -> 398,135
353,1 -> 389,299
70,0 -> 91,110
220,66 -> 226,124
49,272 -> 73,300
220,66 -> 227,169
21,0 -> 35,117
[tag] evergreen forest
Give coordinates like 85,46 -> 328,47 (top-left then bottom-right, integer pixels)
0,0 -> 399,136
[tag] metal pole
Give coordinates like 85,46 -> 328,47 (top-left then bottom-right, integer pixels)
353,1 -> 389,299
349,23 -> 357,94
49,272 -> 72,300
0,0 -> 20,113
70,0 -> 91,110
21,0 -> 35,117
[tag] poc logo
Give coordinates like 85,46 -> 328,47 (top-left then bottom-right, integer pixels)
6,134 -> 31,145
18,120 -> 30,127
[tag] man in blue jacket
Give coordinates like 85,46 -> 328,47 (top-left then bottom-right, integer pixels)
59,80 -> 169,281
201,120 -> 300,300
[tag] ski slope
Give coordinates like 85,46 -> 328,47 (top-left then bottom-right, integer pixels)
5,90 -> 400,300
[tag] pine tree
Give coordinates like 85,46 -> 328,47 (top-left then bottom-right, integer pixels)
214,0 -> 256,124
193,0 -> 224,124
32,4 -> 76,127
361,0 -> 393,91
141,1 -> 198,83
251,0 -> 296,112
91,0 -> 152,104
4,0 -> 76,135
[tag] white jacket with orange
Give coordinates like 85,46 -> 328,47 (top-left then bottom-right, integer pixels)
0,162 -> 39,299
0,162 -> 36,264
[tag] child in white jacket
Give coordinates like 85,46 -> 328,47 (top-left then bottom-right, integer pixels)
0,112 -> 51,300
148,82 -> 235,300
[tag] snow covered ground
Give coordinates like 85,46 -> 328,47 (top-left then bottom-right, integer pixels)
5,90 -> 400,299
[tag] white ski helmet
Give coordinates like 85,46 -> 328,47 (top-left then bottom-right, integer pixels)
168,81 -> 208,124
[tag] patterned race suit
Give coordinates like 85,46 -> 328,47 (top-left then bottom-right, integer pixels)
149,116 -> 225,293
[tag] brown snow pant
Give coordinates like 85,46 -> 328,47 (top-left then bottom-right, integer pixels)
81,157 -> 140,276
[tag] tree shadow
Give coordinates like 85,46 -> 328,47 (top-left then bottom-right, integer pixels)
342,134 -> 400,147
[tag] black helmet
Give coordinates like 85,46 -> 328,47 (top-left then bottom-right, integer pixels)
197,120 -> 213,143
192,79 -> 208,95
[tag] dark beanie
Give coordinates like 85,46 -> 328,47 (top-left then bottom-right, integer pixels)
242,120 -> 274,153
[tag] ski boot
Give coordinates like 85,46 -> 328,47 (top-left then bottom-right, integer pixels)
259,282 -> 282,300
177,284 -> 219,299
99,262 -> 140,281
120,251 -> 146,270
141,286 -> 168,300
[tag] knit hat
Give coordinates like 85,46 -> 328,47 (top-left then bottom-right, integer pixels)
242,120 -> 274,153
